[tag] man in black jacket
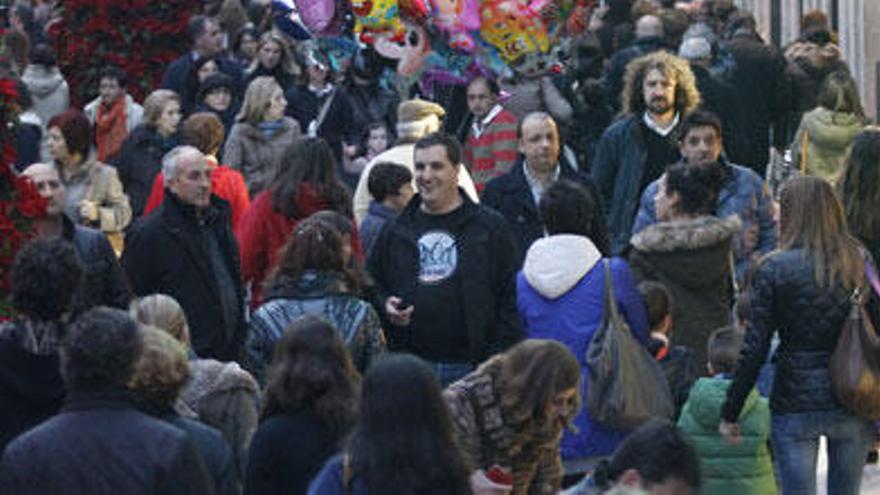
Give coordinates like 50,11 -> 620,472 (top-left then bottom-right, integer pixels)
0,307 -> 213,494
368,132 -> 523,386
21,163 -> 131,316
122,146 -> 245,362
482,112 -> 609,263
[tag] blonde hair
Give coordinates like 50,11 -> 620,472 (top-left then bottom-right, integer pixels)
128,325 -> 190,408
130,294 -> 190,346
142,89 -> 180,127
237,76 -> 282,125
247,31 -> 301,77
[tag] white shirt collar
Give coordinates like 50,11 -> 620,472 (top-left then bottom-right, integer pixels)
471,104 -> 504,138
643,112 -> 680,137
523,161 -> 561,205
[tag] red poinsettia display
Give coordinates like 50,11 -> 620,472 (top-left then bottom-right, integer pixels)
48,0 -> 201,106
0,78 -> 46,319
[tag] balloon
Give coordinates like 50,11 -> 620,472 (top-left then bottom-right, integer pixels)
399,0 -> 430,22
479,0 -> 549,63
431,0 -> 480,53
272,0 -> 312,39
351,0 -> 406,45
374,21 -> 431,76
295,0 -> 336,34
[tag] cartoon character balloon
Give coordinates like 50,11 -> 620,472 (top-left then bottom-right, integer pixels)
374,21 -> 431,76
351,0 -> 406,44
431,0 -> 480,53
479,0 -> 550,63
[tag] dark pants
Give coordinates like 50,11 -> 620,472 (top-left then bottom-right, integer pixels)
771,409 -> 873,495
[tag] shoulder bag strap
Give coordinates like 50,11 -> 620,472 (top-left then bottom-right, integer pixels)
800,128 -> 810,175
603,259 -> 622,323
314,88 -> 337,131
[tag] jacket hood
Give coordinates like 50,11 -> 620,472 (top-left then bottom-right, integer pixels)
263,270 -> 350,301
631,215 -> 741,253
687,377 -> 758,429
802,107 -> 865,151
523,234 -> 602,299
22,65 -> 65,97
631,215 -> 741,288
188,358 -> 259,398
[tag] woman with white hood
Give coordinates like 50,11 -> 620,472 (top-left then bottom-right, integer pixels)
516,179 -> 650,478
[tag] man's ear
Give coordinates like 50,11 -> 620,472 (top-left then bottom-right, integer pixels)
618,468 -> 644,488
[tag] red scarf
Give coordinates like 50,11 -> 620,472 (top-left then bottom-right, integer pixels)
95,97 -> 127,162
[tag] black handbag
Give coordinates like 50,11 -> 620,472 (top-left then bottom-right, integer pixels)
585,260 -> 675,430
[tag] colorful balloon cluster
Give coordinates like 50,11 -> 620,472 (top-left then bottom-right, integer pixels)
272,0 -> 591,80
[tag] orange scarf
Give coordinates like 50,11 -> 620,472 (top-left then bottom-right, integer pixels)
95,96 -> 128,162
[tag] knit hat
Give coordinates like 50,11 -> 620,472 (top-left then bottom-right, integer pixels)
397,99 -> 445,124
197,73 -> 236,102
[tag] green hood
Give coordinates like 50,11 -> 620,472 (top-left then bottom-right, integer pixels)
803,107 -> 864,151
686,377 -> 758,429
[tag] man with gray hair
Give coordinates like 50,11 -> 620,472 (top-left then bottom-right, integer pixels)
122,145 -> 246,361
352,98 -> 479,224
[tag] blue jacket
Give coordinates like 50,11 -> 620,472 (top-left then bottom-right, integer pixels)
516,235 -> 649,459
632,160 -> 775,280
359,201 -> 397,261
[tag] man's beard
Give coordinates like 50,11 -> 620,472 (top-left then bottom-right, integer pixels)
647,98 -> 672,115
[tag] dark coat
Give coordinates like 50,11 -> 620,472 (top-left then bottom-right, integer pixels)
122,193 -> 245,361
112,125 -> 179,217
481,157 -> 610,263
628,215 -> 740,369
0,321 -> 65,454
338,81 -> 398,139
245,409 -> 348,495
166,415 -> 238,495
720,32 -> 791,175
367,190 -> 524,362
592,115 -> 679,254
63,215 -> 131,316
722,249 -> 869,421
285,85 -> 353,155
0,390 -> 213,495
13,119 -> 41,172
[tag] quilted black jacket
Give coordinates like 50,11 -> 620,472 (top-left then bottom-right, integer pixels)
722,248 -> 867,421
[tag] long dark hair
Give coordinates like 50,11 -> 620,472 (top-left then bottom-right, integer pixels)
348,354 -> 471,494
839,127 -> 880,247
261,315 -> 360,432
264,214 -> 364,295
780,176 -> 864,289
271,137 -> 352,218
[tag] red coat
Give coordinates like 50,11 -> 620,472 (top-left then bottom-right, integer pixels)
143,157 -> 250,230
235,184 -> 361,307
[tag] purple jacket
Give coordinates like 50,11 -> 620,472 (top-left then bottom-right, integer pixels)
516,235 -> 649,460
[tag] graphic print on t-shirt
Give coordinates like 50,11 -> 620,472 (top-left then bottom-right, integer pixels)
418,230 -> 458,284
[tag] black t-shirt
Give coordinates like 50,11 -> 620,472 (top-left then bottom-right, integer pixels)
409,205 -> 470,363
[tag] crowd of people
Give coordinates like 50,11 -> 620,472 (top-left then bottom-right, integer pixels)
2,0 -> 880,494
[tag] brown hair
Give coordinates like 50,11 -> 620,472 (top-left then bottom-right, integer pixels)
839,127 -> 880,248
262,315 -> 359,431
779,176 -> 864,289
182,112 -> 225,156
264,214 -> 361,295
621,51 -> 700,116
236,75 -> 281,125
128,325 -> 190,408
498,339 -> 581,431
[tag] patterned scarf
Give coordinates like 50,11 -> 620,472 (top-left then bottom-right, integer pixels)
95,96 -> 128,161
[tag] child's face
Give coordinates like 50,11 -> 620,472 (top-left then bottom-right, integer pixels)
367,127 -> 389,154
342,142 -> 359,159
